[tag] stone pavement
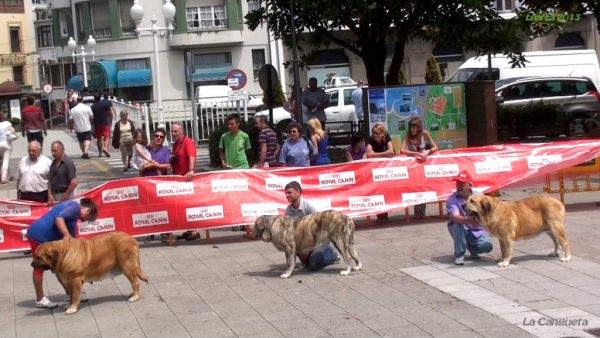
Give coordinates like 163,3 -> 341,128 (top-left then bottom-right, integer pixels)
1,188 -> 600,337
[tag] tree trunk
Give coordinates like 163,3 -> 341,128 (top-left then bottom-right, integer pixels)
385,34 -> 407,86
361,39 -> 388,87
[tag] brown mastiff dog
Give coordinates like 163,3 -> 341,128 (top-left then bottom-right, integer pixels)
31,231 -> 149,314
252,209 -> 362,278
463,194 -> 571,267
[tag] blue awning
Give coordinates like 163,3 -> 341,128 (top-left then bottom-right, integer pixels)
66,75 -> 83,91
87,60 -> 118,90
117,69 -> 153,87
191,63 -> 232,82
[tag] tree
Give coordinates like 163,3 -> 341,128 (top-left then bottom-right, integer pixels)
398,67 -> 408,85
245,0 -> 565,87
262,79 -> 287,109
424,55 -> 442,84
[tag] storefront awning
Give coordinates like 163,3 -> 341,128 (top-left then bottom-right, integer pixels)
117,69 -> 153,87
66,75 -> 83,91
87,60 -> 118,90
191,64 -> 232,82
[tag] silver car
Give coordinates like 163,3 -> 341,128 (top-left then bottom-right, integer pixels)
495,76 -> 600,138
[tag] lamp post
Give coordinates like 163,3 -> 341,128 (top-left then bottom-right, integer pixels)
288,0 -> 302,125
67,35 -> 96,88
130,0 -> 176,130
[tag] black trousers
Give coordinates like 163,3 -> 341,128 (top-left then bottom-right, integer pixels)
19,190 -> 49,203
26,131 -> 44,147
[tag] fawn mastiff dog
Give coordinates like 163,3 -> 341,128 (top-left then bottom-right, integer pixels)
31,231 -> 149,314
463,194 -> 571,267
252,210 -> 362,278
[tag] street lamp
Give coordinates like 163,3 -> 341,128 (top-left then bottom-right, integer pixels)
67,35 -> 96,88
130,0 -> 176,130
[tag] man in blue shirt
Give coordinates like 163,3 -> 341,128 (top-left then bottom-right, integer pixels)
446,171 -> 493,265
26,198 -> 98,309
351,80 -> 364,120
284,181 -> 339,271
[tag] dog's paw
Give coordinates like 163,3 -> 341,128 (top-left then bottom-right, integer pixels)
548,252 -> 560,257
560,256 -> 571,263
497,261 -> 510,267
280,273 -> 291,279
339,269 -> 350,276
64,307 -> 78,315
352,263 -> 362,271
128,295 -> 140,302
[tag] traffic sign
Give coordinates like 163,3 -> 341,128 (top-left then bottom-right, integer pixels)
42,83 -> 53,95
226,69 -> 247,90
259,64 -> 278,92
228,90 -> 248,101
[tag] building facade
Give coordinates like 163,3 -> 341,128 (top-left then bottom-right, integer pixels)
33,0 -> 283,113
0,0 -> 38,114
281,3 -> 600,88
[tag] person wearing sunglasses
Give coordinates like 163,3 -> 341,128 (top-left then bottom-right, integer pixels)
140,128 -> 173,243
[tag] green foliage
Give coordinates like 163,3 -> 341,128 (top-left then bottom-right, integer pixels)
208,121 -> 260,167
262,80 -> 287,109
424,55 -> 442,84
10,117 -> 20,126
244,0 -> 565,87
398,67 -> 408,85
497,101 -> 567,140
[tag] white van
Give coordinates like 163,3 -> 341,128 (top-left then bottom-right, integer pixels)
446,50 -> 600,88
195,85 -> 263,111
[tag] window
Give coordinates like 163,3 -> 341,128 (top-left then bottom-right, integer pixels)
32,0 -> 47,4
12,66 -> 23,84
251,49 -> 265,81
328,91 -> 338,105
343,89 -> 354,105
37,25 -> 52,48
62,63 -> 77,85
91,2 -> 111,38
186,5 -> 227,29
121,59 -> 148,70
494,0 -> 514,12
59,11 -> 68,37
194,52 -> 231,66
247,0 -> 261,12
10,27 -> 20,52
35,9 -> 51,20
0,0 -> 24,13
119,0 -> 135,36
50,64 -> 63,86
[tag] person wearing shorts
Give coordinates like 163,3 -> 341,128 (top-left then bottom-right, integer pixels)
91,92 -> 114,157
26,198 -> 98,309
68,96 -> 94,159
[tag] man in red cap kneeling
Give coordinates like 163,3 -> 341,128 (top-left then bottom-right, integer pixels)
446,170 -> 493,265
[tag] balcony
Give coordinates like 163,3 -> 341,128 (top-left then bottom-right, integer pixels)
170,29 -> 243,48
94,28 -> 112,39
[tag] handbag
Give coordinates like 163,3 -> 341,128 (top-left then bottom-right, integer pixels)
7,131 -> 18,142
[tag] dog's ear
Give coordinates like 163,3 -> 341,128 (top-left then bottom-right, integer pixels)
45,248 -> 59,264
481,197 -> 494,214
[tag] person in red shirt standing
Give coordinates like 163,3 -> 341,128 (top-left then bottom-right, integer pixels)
21,96 -> 47,147
170,122 -> 200,241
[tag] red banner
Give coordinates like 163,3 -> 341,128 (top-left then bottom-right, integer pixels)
1,139 -> 600,253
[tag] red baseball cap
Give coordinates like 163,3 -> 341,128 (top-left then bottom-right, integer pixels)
450,170 -> 472,183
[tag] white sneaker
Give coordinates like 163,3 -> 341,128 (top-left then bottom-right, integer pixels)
36,297 -> 58,309
65,293 -> 89,302
455,257 -> 465,265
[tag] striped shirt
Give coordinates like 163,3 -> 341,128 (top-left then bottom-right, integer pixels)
81,92 -> 95,107
258,126 -> 278,165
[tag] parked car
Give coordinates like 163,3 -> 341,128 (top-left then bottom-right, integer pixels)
196,85 -> 264,114
254,85 -> 361,143
495,76 -> 600,138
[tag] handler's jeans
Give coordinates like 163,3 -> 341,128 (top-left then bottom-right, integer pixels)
448,223 -> 493,258
306,243 -> 338,271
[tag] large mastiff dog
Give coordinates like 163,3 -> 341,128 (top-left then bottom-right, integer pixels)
31,231 -> 149,314
463,194 -> 571,267
252,210 -> 362,278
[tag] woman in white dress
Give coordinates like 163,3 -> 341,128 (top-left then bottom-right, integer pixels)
0,110 -> 16,184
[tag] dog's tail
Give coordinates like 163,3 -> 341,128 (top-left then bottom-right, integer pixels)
137,267 -> 149,284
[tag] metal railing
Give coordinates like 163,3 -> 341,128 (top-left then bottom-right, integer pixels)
145,97 -> 264,144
